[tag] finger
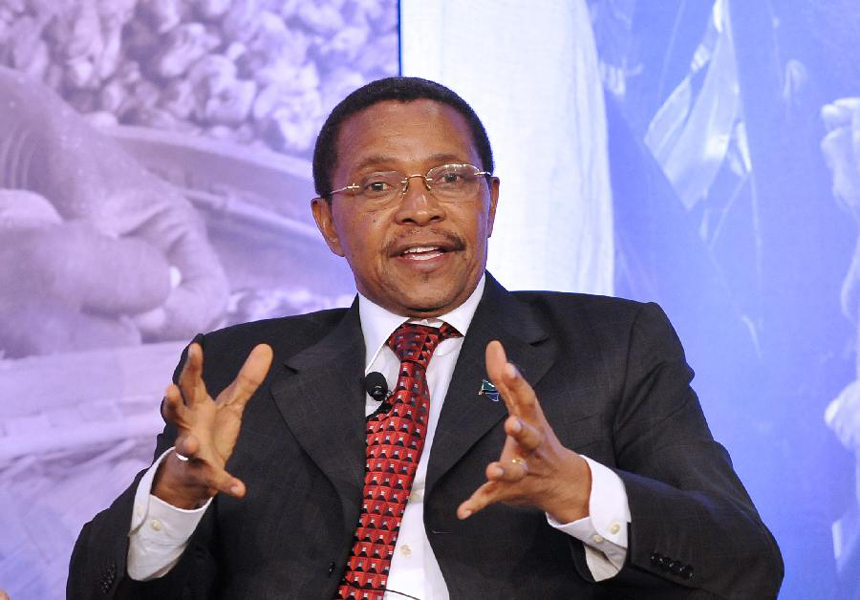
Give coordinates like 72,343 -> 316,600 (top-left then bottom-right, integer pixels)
175,432 -> 201,460
500,362 -> 543,423
171,436 -> 246,499
822,102 -> 852,132
161,384 -> 187,425
217,344 -> 274,408
485,458 -> 528,483
833,97 -> 860,111
457,480 -> 501,519
485,341 -> 520,416
187,464 -> 247,500
486,341 -> 542,423
178,343 -> 208,406
505,415 -> 542,452
824,396 -> 841,427
208,466 -> 246,498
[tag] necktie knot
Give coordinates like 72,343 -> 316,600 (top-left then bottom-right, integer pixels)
386,322 -> 461,366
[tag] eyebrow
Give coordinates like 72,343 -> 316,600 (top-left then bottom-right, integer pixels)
348,153 -> 471,175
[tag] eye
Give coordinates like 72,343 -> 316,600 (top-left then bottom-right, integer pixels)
438,171 -> 464,185
364,180 -> 391,193
432,166 -> 473,189
358,173 -> 399,197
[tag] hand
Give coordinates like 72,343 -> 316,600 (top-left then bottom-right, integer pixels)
826,378 -> 860,451
153,342 -> 273,509
0,220 -> 171,357
821,97 -> 860,219
457,341 -> 592,523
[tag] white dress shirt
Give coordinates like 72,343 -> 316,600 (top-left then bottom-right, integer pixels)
127,275 -> 632,596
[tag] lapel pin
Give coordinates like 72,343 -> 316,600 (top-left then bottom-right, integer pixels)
478,379 -> 500,402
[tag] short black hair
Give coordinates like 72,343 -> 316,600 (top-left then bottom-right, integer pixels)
312,76 -> 494,200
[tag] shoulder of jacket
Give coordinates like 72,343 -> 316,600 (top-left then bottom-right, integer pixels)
510,289 -> 647,313
202,307 -> 351,343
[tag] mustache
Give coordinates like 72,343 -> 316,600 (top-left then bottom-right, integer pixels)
382,228 -> 467,255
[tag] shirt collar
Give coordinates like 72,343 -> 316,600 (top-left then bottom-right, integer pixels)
358,273 -> 486,373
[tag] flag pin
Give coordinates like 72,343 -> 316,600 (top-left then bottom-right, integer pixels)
478,379 -> 500,402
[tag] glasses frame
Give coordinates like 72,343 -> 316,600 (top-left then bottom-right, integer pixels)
327,163 -> 492,200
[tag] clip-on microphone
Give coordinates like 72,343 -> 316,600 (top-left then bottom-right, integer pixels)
365,371 -> 393,416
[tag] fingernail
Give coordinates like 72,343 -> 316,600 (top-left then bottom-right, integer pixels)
491,465 -> 505,477
505,363 -> 517,379
511,418 -> 522,433
462,509 -> 472,519
230,485 -> 241,495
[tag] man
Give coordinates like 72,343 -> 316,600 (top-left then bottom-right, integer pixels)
69,77 -> 783,598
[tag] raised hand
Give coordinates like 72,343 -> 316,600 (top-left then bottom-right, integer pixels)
457,341 -> 592,524
153,342 -> 273,509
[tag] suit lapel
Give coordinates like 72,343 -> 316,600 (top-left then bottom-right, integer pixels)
266,278 -> 557,524
427,275 -> 556,493
269,302 -> 367,532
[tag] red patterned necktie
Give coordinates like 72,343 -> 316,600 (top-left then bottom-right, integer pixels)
336,322 -> 461,599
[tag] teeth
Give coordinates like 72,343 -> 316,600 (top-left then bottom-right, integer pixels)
401,246 -> 443,261
405,251 -> 442,261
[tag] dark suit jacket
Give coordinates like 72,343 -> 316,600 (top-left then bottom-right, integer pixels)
68,275 -> 783,599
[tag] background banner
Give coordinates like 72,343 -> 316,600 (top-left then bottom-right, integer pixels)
0,1 -> 397,596
403,1 -> 858,598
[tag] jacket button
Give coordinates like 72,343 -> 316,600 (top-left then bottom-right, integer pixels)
98,563 -> 116,594
680,565 -> 694,580
669,560 -> 683,576
649,552 -> 662,566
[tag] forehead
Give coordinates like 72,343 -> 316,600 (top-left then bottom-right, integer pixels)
334,99 -> 480,176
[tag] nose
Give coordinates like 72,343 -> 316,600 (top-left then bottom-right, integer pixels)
393,175 -> 445,226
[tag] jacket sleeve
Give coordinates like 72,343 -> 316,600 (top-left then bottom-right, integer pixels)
572,302 -> 783,599
67,336 -> 220,599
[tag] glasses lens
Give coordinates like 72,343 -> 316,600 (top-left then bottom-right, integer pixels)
356,172 -> 403,200
427,164 -> 482,197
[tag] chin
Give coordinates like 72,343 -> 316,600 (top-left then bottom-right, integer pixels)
401,292 -> 460,316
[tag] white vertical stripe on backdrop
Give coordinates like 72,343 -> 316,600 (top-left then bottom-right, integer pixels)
400,0 -> 614,295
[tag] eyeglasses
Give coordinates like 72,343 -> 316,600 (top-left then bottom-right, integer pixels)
328,163 -> 491,204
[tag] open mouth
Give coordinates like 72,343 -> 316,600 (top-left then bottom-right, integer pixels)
400,246 -> 447,261
387,232 -> 466,265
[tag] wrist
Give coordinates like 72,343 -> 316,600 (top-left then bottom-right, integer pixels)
543,450 -> 592,524
152,453 -> 212,510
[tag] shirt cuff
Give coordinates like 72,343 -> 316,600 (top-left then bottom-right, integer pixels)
546,455 -> 631,581
127,447 -> 211,580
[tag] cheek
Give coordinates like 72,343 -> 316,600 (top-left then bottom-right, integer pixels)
464,207 -> 492,241
334,212 -> 388,258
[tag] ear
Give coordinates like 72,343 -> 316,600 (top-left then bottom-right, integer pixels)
486,176 -> 500,237
311,197 -> 345,257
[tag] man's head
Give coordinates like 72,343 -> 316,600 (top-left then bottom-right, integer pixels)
310,77 -> 500,318
313,77 -> 494,201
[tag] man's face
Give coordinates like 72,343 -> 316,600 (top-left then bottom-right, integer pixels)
312,99 -> 499,318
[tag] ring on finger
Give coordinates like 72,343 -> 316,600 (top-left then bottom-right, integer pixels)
175,451 -> 191,462
511,457 -> 527,467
